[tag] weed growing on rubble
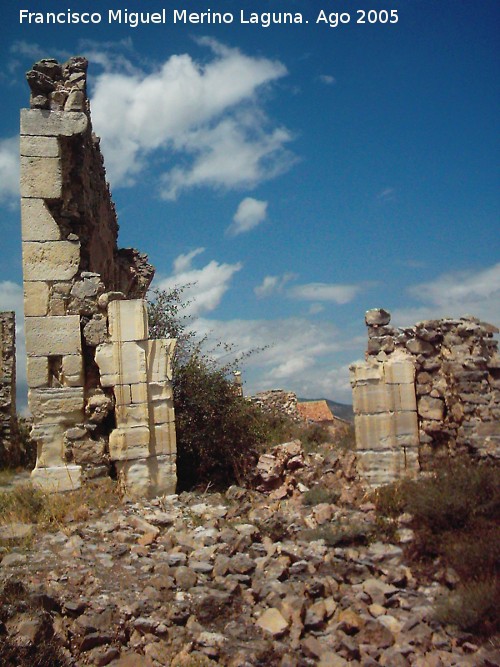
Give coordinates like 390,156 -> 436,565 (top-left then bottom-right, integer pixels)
373,459 -> 500,636
302,484 -> 340,506
0,478 -> 119,549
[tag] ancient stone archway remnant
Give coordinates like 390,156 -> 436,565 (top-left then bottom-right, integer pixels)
0,312 -> 20,467
350,308 -> 500,486
20,57 -> 177,496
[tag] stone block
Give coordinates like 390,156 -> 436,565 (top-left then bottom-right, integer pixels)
356,448 -> 419,487
95,341 -> 147,386
24,281 -> 49,316
391,383 -> 417,412
150,398 -> 175,425
23,240 -> 80,281
115,402 -> 149,428
353,382 -> 390,415
115,455 -> 176,499
147,339 -> 176,382
20,109 -> 88,136
355,412 -> 418,452
25,315 -> 82,357
131,383 -> 148,404
30,422 -> 66,466
114,384 -> 132,406
384,359 -> 415,385
27,356 -> 49,388
20,135 -> 60,157
21,199 -> 61,241
62,355 -> 84,387
31,465 -> 82,492
418,396 -> 445,420
108,425 -> 150,461
29,387 -> 84,425
148,381 -> 173,402
350,362 -> 383,384
20,157 -> 62,198
108,299 -> 148,343
151,422 -> 176,456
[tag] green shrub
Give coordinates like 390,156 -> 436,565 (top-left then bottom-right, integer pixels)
302,522 -> 372,547
435,578 -> 499,635
148,287 -> 273,490
303,484 -> 339,506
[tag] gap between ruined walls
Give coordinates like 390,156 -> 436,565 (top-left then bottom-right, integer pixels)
350,308 -> 500,487
20,57 -> 177,497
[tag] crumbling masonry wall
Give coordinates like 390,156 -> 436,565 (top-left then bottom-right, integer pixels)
0,312 -> 19,466
350,309 -> 500,486
21,57 -> 176,495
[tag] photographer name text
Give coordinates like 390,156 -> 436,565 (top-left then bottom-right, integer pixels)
19,8 -> 400,29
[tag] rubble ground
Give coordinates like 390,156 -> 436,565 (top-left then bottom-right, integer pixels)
0,440 -> 499,667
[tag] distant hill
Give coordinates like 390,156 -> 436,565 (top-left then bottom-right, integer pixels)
298,398 -> 354,423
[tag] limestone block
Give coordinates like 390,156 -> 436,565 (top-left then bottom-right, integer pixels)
23,240 -> 80,281
115,455 -> 176,499
151,422 -> 177,456
25,315 -> 82,357
30,422 -> 66,466
21,109 -> 88,136
20,157 -> 62,198
147,339 -> 176,382
20,135 -> 60,157
131,383 -> 148,404
115,402 -> 149,428
29,387 -> 84,425
391,384 -> 417,412
353,382 -> 390,415
350,362 -> 383,384
354,412 -> 418,452
95,341 -> 147,386
31,465 -> 81,492
418,396 -> 445,421
108,299 -> 148,343
148,381 -> 173,402
356,448 -> 419,487
21,199 -> 61,241
24,281 -> 49,316
114,384 -> 132,406
109,425 -> 150,461
62,355 -> 84,387
27,356 -> 49,388
150,398 -> 175,425
365,308 -> 391,327
384,359 -> 415,385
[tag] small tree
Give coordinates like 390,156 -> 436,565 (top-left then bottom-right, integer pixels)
148,287 -> 267,490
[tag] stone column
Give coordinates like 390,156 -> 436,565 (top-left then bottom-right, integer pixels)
350,354 -> 420,486
0,312 -> 20,467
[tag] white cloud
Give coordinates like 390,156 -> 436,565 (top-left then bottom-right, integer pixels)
289,282 -> 362,304
227,197 -> 268,236
376,187 -> 396,202
318,74 -> 336,86
392,262 -> 500,327
0,136 -> 20,204
156,248 -> 242,317
193,316 -> 357,402
90,40 -> 293,197
309,303 -> 325,315
254,272 -> 296,298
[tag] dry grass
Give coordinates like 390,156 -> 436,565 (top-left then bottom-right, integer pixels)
0,477 -> 120,549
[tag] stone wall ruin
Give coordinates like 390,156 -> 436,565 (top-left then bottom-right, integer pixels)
350,308 -> 500,486
0,312 -> 19,467
21,57 -> 177,496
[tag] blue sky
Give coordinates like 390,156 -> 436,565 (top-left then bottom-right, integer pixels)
0,0 -> 499,406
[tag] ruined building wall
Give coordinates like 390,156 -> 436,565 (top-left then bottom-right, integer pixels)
0,312 -> 19,466
350,309 -> 500,486
21,58 -> 175,495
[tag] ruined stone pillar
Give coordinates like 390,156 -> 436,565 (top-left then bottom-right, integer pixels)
20,57 -> 177,496
0,312 -> 19,467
